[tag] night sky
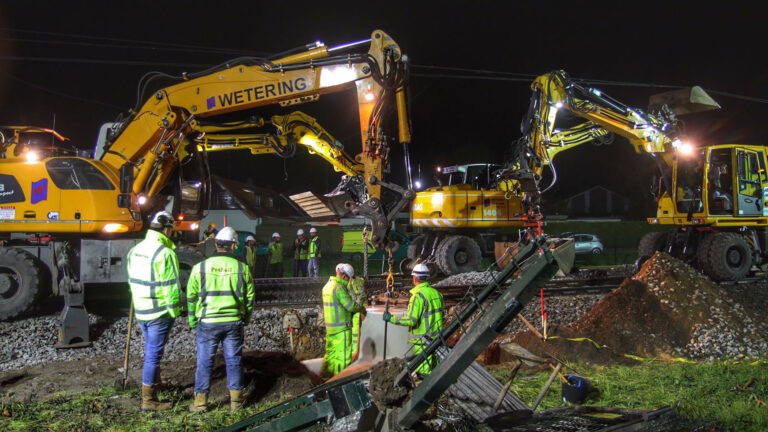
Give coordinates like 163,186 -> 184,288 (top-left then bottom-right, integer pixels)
1,2 -> 766,218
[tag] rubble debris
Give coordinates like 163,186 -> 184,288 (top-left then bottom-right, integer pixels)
0,306 -> 325,372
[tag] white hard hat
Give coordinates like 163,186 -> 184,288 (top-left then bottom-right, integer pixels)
150,211 -> 174,229
272,232 -> 280,238
297,229 -> 305,236
309,227 -> 317,234
412,263 -> 430,279
215,226 -> 238,243
246,235 -> 255,242
336,263 -> 354,278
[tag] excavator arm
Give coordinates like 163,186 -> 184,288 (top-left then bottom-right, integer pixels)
98,29 -> 413,246
192,111 -> 362,177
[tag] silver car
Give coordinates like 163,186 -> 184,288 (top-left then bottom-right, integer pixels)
566,233 -> 604,254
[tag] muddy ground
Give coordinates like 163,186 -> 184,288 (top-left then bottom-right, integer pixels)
0,350 -> 320,409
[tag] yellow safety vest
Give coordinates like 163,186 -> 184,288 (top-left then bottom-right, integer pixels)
126,229 -> 182,321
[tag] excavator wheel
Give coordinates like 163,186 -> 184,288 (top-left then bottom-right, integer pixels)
399,258 -> 414,274
0,247 -> 47,320
436,235 -> 482,275
695,233 -> 715,268
698,232 -> 752,282
637,232 -> 669,258
176,245 -> 204,287
406,235 -> 427,260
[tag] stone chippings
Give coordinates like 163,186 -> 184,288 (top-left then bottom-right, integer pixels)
0,307 -> 322,372
633,253 -> 768,360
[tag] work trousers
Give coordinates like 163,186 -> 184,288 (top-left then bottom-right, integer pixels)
267,262 -> 283,278
410,337 -> 439,375
194,321 -> 244,394
322,329 -> 351,377
308,258 -> 320,277
293,259 -> 307,277
138,315 -> 174,386
350,312 -> 363,358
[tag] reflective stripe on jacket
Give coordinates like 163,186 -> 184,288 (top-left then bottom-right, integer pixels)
127,229 -> 182,321
269,242 -> 283,264
186,253 -> 255,326
309,237 -> 321,259
393,282 -> 444,339
322,276 -> 358,335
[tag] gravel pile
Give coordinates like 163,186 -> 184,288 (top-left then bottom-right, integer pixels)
635,254 -> 768,360
0,307 -> 322,372
501,294 -> 603,336
434,271 -> 500,287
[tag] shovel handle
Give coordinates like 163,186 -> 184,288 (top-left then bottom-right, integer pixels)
122,301 -> 134,389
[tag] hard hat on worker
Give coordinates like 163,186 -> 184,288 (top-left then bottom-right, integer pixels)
272,232 -> 280,238
309,227 -> 317,234
208,222 -> 216,229
336,263 -> 354,278
149,211 -> 174,230
245,235 -> 255,243
412,263 -> 430,280
215,226 -> 238,243
297,229 -> 305,236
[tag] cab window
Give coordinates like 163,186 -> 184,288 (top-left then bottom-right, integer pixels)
45,158 -> 114,190
738,151 -> 761,198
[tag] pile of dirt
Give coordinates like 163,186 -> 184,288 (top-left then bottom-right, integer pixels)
514,252 -> 768,364
368,357 -> 410,411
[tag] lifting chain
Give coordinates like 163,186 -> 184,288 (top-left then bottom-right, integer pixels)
386,247 -> 395,295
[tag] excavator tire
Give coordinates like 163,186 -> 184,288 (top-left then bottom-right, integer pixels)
637,232 -> 669,259
407,235 -> 427,260
436,235 -> 482,275
176,245 -> 204,288
695,233 -> 715,268
698,232 -> 752,282
0,247 -> 47,320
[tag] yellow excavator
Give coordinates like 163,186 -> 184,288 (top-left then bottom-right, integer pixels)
0,30 -> 414,346
407,123 -> 611,274
410,70 -> 766,282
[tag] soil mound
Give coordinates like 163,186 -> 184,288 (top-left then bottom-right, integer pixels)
515,252 -> 768,364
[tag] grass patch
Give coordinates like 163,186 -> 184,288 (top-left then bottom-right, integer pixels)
488,360 -> 768,431
0,386 -> 286,432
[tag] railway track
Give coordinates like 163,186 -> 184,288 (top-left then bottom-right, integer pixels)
252,274 -> 627,307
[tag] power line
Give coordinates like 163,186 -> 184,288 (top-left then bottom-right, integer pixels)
1,72 -> 125,110
411,66 -> 768,106
0,27 -> 270,56
4,37 -> 261,57
0,55 -> 208,68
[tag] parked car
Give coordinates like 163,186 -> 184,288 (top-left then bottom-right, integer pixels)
563,233 -> 604,254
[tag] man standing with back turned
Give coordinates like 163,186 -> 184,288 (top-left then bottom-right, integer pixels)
126,210 -> 181,411
321,263 -> 363,377
383,263 -> 444,375
187,227 -> 255,412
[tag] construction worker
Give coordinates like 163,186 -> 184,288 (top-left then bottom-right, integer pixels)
126,211 -> 181,411
266,232 -> 283,277
202,222 -> 217,240
347,273 -> 368,361
292,229 -> 309,277
244,235 -> 257,277
308,227 -> 321,277
187,226 -> 255,412
321,263 -> 364,377
383,263 -> 444,375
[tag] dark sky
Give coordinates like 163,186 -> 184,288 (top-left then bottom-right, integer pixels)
2,2 -> 767,217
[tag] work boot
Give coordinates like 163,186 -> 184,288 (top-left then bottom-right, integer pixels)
189,393 -> 209,413
229,389 -> 243,411
141,385 -> 171,411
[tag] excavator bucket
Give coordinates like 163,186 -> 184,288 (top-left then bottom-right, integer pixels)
495,237 -> 575,275
648,86 -> 721,116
